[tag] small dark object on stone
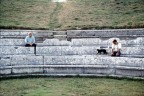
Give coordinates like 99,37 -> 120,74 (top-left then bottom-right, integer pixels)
97,49 -> 107,55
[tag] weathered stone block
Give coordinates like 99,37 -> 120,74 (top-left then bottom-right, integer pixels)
36,47 -> 62,55
44,67 -> 83,74
0,57 -> 11,66
127,29 -> 144,35
71,38 -> 106,46
114,57 -> 144,67
64,56 -> 86,65
0,46 -> 34,55
0,46 -> 17,55
42,39 -> 71,46
84,67 -> 113,75
53,31 -> 66,35
115,67 -> 143,77
85,56 -> 114,65
42,39 -> 60,45
121,47 -> 144,55
11,56 -> 43,65
60,40 -> 71,46
0,39 -> 25,46
12,66 -> 43,74
44,56 -> 67,65
44,56 -> 85,65
1,31 -> 20,36
0,66 -> 12,75
61,46 -> 82,55
16,47 -> 34,54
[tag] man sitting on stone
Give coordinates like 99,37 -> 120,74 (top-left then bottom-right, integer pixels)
111,39 -> 121,57
25,32 -> 36,55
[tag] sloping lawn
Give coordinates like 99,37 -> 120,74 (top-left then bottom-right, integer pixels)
0,77 -> 144,96
0,0 -> 144,30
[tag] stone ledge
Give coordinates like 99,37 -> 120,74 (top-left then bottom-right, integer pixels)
1,37 -> 144,46
1,29 -> 144,40
1,55 -> 144,66
0,65 -> 143,78
67,29 -> 144,36
0,74 -> 144,80
116,66 -> 144,70
1,46 -> 144,55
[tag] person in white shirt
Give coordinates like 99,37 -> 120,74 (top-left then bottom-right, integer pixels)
111,39 -> 121,56
25,32 -> 37,55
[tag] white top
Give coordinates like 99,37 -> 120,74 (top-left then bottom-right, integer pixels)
112,43 -> 122,51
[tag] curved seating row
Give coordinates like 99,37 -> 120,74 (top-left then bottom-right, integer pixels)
0,55 -> 144,78
0,29 -> 144,79
1,37 -> 144,46
0,46 -> 144,56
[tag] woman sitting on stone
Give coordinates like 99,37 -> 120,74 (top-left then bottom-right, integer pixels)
111,39 -> 121,57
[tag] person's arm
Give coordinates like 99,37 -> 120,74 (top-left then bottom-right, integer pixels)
111,44 -> 114,55
112,44 -> 114,52
118,43 -> 122,51
32,36 -> 35,43
25,36 -> 28,44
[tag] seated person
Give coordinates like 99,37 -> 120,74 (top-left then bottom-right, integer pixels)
25,32 -> 36,54
111,39 -> 121,56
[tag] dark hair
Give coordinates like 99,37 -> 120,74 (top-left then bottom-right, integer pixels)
113,39 -> 117,44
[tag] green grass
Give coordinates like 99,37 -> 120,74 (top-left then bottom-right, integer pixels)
0,77 -> 144,96
0,0 -> 144,30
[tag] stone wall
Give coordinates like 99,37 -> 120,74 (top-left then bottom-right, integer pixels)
0,29 -> 144,79
0,55 -> 144,78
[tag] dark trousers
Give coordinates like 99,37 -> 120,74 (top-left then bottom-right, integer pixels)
25,43 -> 37,55
111,51 -> 121,57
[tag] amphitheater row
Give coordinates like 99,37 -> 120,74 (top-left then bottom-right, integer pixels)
1,29 -> 144,39
0,55 -> 144,78
1,37 -> 144,46
0,29 -> 144,78
0,46 -> 144,56
0,37 -> 144,56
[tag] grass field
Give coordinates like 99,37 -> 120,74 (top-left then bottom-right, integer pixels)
0,0 -> 144,30
0,77 -> 144,96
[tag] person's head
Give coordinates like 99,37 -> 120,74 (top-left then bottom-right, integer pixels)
28,32 -> 32,37
113,39 -> 118,45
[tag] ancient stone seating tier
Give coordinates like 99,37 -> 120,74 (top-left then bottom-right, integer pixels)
0,56 -> 144,77
0,29 -> 144,79
0,38 -> 144,56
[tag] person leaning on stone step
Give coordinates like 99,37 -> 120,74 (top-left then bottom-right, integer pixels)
25,32 -> 37,55
111,39 -> 121,57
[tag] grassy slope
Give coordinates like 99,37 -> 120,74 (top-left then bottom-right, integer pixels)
0,77 -> 144,96
0,0 -> 144,30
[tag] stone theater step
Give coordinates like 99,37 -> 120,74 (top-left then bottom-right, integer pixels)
67,29 -> 144,37
0,39 -> 25,46
1,46 -> 144,55
1,29 -> 144,39
1,55 -> 143,66
0,55 -> 143,77
37,46 -> 144,55
0,46 -> 34,55
71,37 -> 144,46
1,37 -> 144,46
0,30 -> 53,36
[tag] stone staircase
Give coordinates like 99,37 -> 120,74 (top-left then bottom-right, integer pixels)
0,29 -> 144,79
